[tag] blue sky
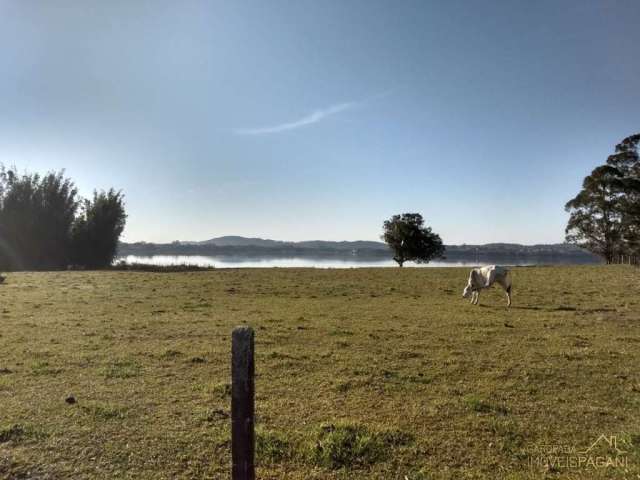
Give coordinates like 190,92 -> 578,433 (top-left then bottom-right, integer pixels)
0,1 -> 639,244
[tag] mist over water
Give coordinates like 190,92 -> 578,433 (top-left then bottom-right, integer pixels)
117,255 -> 602,269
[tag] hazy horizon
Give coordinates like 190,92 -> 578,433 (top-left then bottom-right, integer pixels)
129,234 -> 576,247
1,1 -> 639,245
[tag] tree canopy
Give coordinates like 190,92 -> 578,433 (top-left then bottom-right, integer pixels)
0,166 -> 126,270
71,189 -> 127,268
565,133 -> 640,262
382,213 -> 445,267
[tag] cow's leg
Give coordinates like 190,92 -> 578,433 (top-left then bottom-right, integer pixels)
485,267 -> 496,288
497,278 -> 512,307
469,291 -> 476,304
473,290 -> 480,305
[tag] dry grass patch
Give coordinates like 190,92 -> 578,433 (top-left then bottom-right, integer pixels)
0,266 -> 639,478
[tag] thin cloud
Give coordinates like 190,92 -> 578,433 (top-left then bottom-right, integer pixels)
233,101 -> 358,135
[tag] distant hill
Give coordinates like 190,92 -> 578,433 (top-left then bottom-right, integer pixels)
191,237 -> 386,250
295,240 -> 386,250
195,236 -> 286,247
445,243 -> 593,255
118,236 -> 598,261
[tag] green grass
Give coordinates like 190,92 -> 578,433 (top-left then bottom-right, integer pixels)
0,266 -> 639,479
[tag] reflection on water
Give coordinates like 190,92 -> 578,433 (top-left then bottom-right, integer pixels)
117,255 -> 600,269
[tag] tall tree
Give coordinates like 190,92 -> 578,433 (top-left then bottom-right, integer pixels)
565,165 -> 625,263
0,168 -> 78,269
382,213 -> 445,267
72,189 -> 127,268
607,134 -> 640,256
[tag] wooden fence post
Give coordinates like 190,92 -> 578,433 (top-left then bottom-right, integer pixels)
232,326 -> 255,480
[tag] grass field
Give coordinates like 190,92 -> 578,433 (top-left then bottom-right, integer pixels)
1,266 -> 639,479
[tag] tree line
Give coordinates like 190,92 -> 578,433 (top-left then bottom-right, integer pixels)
0,167 -> 126,270
565,133 -> 640,264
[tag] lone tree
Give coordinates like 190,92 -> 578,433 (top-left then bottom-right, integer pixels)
382,213 -> 445,267
565,133 -> 640,263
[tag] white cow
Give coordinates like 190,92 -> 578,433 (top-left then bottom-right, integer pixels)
462,265 -> 512,307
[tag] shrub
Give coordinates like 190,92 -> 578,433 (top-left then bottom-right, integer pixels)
257,429 -> 295,464
309,422 -> 413,469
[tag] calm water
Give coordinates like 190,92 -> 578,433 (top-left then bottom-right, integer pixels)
117,255 -> 600,269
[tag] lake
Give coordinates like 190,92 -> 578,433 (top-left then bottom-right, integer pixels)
116,254 -> 602,269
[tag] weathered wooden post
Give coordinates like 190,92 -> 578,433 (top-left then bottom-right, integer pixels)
232,326 -> 255,480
